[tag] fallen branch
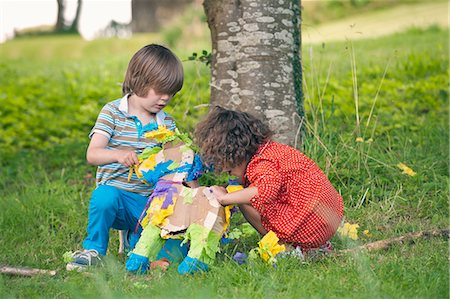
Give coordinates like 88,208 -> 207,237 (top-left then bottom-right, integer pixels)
338,228 -> 449,255
0,266 -> 57,277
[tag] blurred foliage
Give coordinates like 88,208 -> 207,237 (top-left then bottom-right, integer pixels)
160,3 -> 210,50
301,0 -> 438,25
0,27 -> 447,159
301,26 -> 448,135
0,26 -> 447,219
0,36 -> 211,157
188,50 -> 212,66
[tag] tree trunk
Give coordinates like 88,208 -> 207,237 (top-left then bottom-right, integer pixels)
131,0 -> 193,33
131,0 -> 159,32
203,0 -> 303,146
55,0 -> 66,32
69,0 -> 82,33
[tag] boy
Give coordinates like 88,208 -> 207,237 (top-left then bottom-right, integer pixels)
66,44 -> 184,271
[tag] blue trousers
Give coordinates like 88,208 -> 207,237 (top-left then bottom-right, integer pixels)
82,185 -> 148,255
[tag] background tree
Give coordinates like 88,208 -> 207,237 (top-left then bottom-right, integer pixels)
55,0 -> 82,33
203,0 -> 303,145
55,0 -> 65,32
131,0 -> 193,33
131,0 -> 159,32
68,0 -> 82,33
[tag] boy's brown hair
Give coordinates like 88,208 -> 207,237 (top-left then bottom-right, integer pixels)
194,106 -> 273,172
122,44 -> 184,97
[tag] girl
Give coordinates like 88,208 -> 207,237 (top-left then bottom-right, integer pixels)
194,106 -> 344,252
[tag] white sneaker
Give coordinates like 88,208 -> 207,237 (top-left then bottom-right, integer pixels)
66,249 -> 102,271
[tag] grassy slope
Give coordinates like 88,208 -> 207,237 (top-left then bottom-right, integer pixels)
302,1 -> 448,44
0,19 -> 448,299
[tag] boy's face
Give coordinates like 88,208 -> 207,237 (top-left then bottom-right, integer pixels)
138,88 -> 172,113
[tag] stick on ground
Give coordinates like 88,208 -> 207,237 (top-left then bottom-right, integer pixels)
338,228 -> 449,255
0,266 -> 57,277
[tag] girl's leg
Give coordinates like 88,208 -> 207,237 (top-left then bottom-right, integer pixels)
238,204 -> 268,235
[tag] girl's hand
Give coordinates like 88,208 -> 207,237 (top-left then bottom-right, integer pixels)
115,150 -> 139,167
210,186 -> 227,206
184,180 -> 200,188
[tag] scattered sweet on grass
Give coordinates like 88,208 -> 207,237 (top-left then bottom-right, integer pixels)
233,252 -> 247,265
150,258 -> 170,271
251,231 -> 286,264
397,163 -> 417,176
337,222 -> 360,240
355,137 -> 374,143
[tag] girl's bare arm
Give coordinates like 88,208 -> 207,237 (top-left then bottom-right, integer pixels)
211,186 -> 258,206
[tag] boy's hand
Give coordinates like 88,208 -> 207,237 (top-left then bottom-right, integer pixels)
115,150 -> 139,167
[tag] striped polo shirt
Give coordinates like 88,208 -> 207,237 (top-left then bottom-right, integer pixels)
89,94 -> 176,196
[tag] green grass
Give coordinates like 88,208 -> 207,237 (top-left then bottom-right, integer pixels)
301,0 -> 441,25
0,25 -> 448,298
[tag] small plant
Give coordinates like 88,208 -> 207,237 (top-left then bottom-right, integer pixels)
188,50 -> 211,66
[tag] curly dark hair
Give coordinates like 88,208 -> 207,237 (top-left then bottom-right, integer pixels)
194,106 -> 273,172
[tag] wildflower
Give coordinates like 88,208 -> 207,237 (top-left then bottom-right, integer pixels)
397,163 -> 416,176
365,138 -> 373,144
337,222 -> 360,240
363,229 -> 372,238
257,231 -> 286,263
355,137 -> 364,143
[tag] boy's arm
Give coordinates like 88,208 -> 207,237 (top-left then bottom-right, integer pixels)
87,133 -> 139,167
211,186 -> 258,206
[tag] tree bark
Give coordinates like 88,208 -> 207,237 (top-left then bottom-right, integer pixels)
131,0 -> 159,32
55,0 -> 66,32
55,0 -> 82,33
131,0 -> 192,33
203,0 -> 303,146
69,0 -> 82,33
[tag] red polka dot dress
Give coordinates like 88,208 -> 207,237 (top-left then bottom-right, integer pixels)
245,140 -> 344,249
